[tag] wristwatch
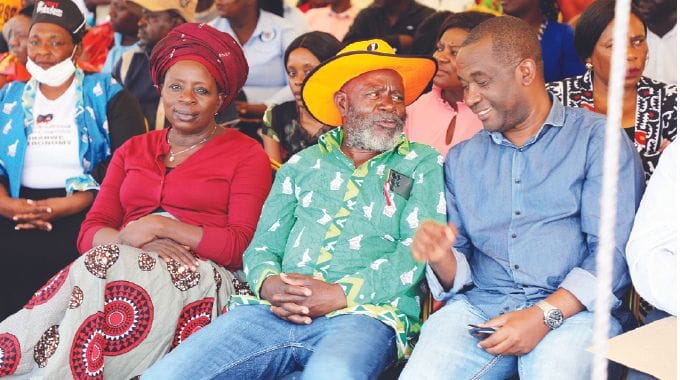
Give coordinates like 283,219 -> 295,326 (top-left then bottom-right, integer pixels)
535,300 -> 564,329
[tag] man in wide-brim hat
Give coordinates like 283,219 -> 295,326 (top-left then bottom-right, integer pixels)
143,39 -> 449,379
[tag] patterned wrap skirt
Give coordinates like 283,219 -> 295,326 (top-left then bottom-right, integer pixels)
0,244 -> 245,379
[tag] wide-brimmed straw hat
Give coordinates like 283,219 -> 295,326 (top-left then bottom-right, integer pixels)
129,0 -> 196,22
301,39 -> 437,127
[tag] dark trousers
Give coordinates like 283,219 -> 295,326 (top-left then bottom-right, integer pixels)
0,187 -> 86,320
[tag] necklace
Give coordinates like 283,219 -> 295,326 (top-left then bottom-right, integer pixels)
167,125 -> 217,162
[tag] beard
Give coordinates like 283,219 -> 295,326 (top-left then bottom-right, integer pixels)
343,107 -> 405,152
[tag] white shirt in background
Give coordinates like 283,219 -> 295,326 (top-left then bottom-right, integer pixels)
644,24 -> 677,85
415,0 -> 473,11
626,142 -> 678,316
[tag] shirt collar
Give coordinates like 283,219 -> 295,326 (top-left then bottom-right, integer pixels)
249,11 -> 278,46
487,93 -> 566,148
113,32 -> 123,47
318,127 -> 411,157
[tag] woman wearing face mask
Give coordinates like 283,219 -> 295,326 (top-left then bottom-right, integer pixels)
403,12 -> 492,156
260,31 -> 341,165
0,0 -> 146,320
547,0 -> 677,181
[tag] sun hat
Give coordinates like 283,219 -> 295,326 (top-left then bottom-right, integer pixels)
129,0 -> 196,22
301,39 -> 436,127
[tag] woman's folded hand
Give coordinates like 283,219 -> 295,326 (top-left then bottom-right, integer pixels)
141,238 -> 199,272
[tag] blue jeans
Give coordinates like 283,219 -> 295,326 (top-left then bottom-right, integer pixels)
400,296 -> 622,380
143,304 -> 397,380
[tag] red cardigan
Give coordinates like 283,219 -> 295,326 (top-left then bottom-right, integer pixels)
77,128 -> 272,270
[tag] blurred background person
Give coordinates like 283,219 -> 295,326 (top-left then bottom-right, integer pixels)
304,0 -> 357,41
547,0 -> 676,181
259,0 -> 309,36
0,0 -> 22,52
260,31 -> 342,165
0,5 -> 32,86
410,10 -> 452,56
503,0 -> 585,82
404,11 -> 492,156
113,0 -> 193,130
100,0 -> 142,73
343,0 -> 434,53
0,0 -> 145,320
210,0 -> 300,137
638,0 -> 676,85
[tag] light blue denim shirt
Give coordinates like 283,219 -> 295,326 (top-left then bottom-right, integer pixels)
102,33 -> 139,74
427,96 -> 644,322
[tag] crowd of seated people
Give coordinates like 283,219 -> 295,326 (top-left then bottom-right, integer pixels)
0,0 -> 676,378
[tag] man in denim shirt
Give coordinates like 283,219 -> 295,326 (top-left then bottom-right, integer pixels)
401,16 -> 644,379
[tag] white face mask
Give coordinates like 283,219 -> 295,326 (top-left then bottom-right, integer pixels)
26,49 -> 77,87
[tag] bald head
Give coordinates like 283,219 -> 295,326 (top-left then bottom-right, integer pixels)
462,16 -> 544,81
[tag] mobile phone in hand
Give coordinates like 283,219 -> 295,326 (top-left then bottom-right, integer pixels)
467,324 -> 497,339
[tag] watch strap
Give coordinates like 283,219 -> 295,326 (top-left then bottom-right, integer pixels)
535,300 -> 556,313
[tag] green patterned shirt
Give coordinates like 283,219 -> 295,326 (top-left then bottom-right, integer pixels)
230,127 -> 446,358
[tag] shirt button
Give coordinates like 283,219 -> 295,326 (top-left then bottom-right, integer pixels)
514,264 -> 520,269
511,233 -> 517,239
504,306 -> 510,311
514,179 -> 521,184
515,210 -> 521,215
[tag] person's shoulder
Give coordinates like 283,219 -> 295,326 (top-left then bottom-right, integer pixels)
546,19 -> 574,34
410,1 -> 435,14
639,76 -> 677,94
83,72 -> 123,95
355,5 -> 383,17
113,129 -> 162,154
0,79 -> 26,96
272,100 -> 297,113
562,105 -> 607,136
260,9 -> 292,26
84,71 -> 115,83
546,75 -> 579,89
209,16 -> 229,30
407,140 -> 442,159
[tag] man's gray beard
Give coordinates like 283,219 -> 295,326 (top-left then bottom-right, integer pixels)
343,107 -> 405,152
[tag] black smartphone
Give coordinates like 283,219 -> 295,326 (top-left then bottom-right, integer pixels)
467,324 -> 496,339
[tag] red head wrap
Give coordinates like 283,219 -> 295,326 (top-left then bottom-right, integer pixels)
150,23 -> 249,113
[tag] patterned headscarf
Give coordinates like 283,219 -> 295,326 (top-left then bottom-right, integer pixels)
150,23 -> 249,113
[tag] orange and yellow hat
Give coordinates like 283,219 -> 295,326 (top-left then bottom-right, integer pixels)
301,39 -> 437,127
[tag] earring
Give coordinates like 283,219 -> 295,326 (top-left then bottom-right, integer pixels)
585,61 -> 593,71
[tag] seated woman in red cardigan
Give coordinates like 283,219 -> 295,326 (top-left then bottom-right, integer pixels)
0,23 -> 272,379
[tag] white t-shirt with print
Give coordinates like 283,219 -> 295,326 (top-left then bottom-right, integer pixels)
21,81 -> 83,189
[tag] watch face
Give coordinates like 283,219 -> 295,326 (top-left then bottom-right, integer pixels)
545,309 -> 564,329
